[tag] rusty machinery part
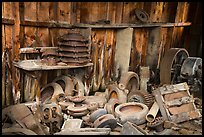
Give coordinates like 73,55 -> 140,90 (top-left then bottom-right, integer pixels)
41,49 -> 58,57
72,77 -> 85,97
58,41 -> 88,47
105,84 -> 127,103
104,98 -> 121,116
58,101 -> 74,111
53,75 -> 75,96
180,57 -> 202,79
119,71 -> 140,96
58,29 -> 87,41
68,96 -> 86,103
134,9 -> 149,23
59,52 -> 90,58
146,101 -> 159,123
127,90 -> 155,108
2,127 -> 38,135
68,109 -> 89,117
83,96 -> 107,108
42,102 -> 63,134
93,114 -> 117,130
87,102 -> 99,112
60,57 -> 91,65
180,57 -> 202,95
40,82 -> 65,104
90,108 -> 107,123
160,48 -> 189,84
58,32 -> 87,42
67,103 -> 88,113
58,46 -> 90,53
147,117 -> 165,132
115,102 -> 149,125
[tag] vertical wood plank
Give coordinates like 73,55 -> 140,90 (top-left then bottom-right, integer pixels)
3,2 -> 13,19
149,2 -> 164,23
106,2 -> 116,24
2,24 -> 5,107
146,27 -> 161,70
76,2 -> 81,23
114,28 -> 133,80
37,2 -> 50,47
115,2 -> 123,23
58,2 -> 71,23
24,2 -> 37,48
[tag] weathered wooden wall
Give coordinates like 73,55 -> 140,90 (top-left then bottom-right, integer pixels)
2,2 -> 201,107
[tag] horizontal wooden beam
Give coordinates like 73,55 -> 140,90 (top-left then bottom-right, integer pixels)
2,18 -> 15,25
19,20 -> 192,29
20,20 -> 73,28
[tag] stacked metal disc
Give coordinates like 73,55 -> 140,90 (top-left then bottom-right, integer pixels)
57,29 -> 91,66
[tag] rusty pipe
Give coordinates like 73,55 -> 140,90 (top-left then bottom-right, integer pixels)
146,101 -> 159,123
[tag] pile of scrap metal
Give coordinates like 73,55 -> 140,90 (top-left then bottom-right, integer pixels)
2,48 -> 202,135
2,71 -> 201,135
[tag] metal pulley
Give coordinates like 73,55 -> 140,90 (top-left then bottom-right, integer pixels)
134,9 -> 149,23
160,48 -> 189,84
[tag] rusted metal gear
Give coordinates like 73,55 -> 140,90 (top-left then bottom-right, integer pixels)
128,90 -> 154,108
105,84 -> 127,103
160,48 -> 189,84
134,9 -> 149,23
93,114 -> 117,130
40,82 -> 65,104
147,117 -> 165,132
52,75 -> 75,96
115,102 -> 149,125
119,71 -> 140,96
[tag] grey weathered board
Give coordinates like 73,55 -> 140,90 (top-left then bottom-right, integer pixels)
114,28 -> 133,80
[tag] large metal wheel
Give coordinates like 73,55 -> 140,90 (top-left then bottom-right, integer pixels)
160,48 -> 189,84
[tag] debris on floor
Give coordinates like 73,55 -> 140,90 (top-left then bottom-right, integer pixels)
2,72 -> 202,135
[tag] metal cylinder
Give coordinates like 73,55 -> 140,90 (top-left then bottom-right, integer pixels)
146,101 -> 159,123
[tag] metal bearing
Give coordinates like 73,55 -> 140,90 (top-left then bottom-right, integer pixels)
93,114 -> 117,130
89,108 -> 107,123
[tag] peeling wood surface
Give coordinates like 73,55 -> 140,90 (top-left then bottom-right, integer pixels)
1,2 -> 200,106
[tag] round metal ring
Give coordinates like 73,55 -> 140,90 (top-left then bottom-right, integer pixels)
134,9 -> 149,22
115,102 -> 149,125
93,114 -> 117,130
90,108 -> 107,123
67,103 -> 88,113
